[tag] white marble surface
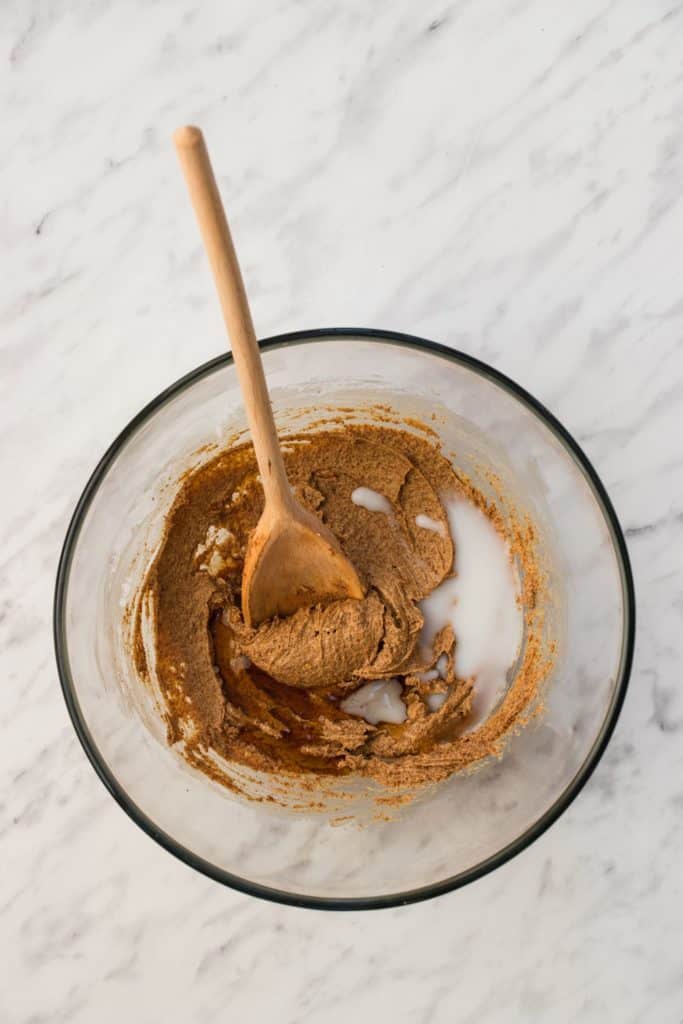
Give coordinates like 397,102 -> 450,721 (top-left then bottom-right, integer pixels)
2,0 -> 683,1020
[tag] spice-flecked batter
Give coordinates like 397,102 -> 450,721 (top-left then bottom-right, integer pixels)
131,425 -> 547,795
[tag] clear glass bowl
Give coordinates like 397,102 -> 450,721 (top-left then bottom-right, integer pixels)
54,330 -> 634,909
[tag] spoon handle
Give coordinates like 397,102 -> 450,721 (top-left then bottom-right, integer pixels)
173,125 -> 292,513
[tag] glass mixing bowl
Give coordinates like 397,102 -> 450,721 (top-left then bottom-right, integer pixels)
54,329 -> 634,909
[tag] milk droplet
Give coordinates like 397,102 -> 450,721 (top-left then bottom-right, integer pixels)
351,487 -> 392,514
425,690 -> 449,712
419,652 -> 450,683
415,513 -> 446,536
341,679 -> 406,725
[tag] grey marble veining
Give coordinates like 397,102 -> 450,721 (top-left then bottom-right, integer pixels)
2,0 -> 683,1021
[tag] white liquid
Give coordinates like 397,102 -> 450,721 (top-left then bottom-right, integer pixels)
415,513 -> 446,536
351,487 -> 392,514
418,652 -> 449,683
419,497 -> 522,728
341,679 -> 406,725
421,654 -> 450,712
425,691 -> 449,712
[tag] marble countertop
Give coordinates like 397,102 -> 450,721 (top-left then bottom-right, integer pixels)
3,1 -> 683,1020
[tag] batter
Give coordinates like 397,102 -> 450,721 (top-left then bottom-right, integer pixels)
131,425 -> 547,796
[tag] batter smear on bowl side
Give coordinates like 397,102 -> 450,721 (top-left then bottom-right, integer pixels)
130,424 -> 551,801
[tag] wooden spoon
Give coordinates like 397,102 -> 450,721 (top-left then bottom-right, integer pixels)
173,126 -> 363,627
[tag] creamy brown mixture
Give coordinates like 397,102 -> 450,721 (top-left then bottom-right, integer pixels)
131,425 -> 548,798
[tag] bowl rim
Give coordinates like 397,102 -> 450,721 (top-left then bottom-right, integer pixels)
54,327 -> 635,911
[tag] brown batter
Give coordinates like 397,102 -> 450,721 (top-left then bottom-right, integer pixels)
131,424 -> 549,801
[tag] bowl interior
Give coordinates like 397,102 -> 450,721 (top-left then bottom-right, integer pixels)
56,332 -> 633,907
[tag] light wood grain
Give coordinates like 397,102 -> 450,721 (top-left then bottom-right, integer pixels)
173,126 -> 363,626
173,125 -> 292,512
